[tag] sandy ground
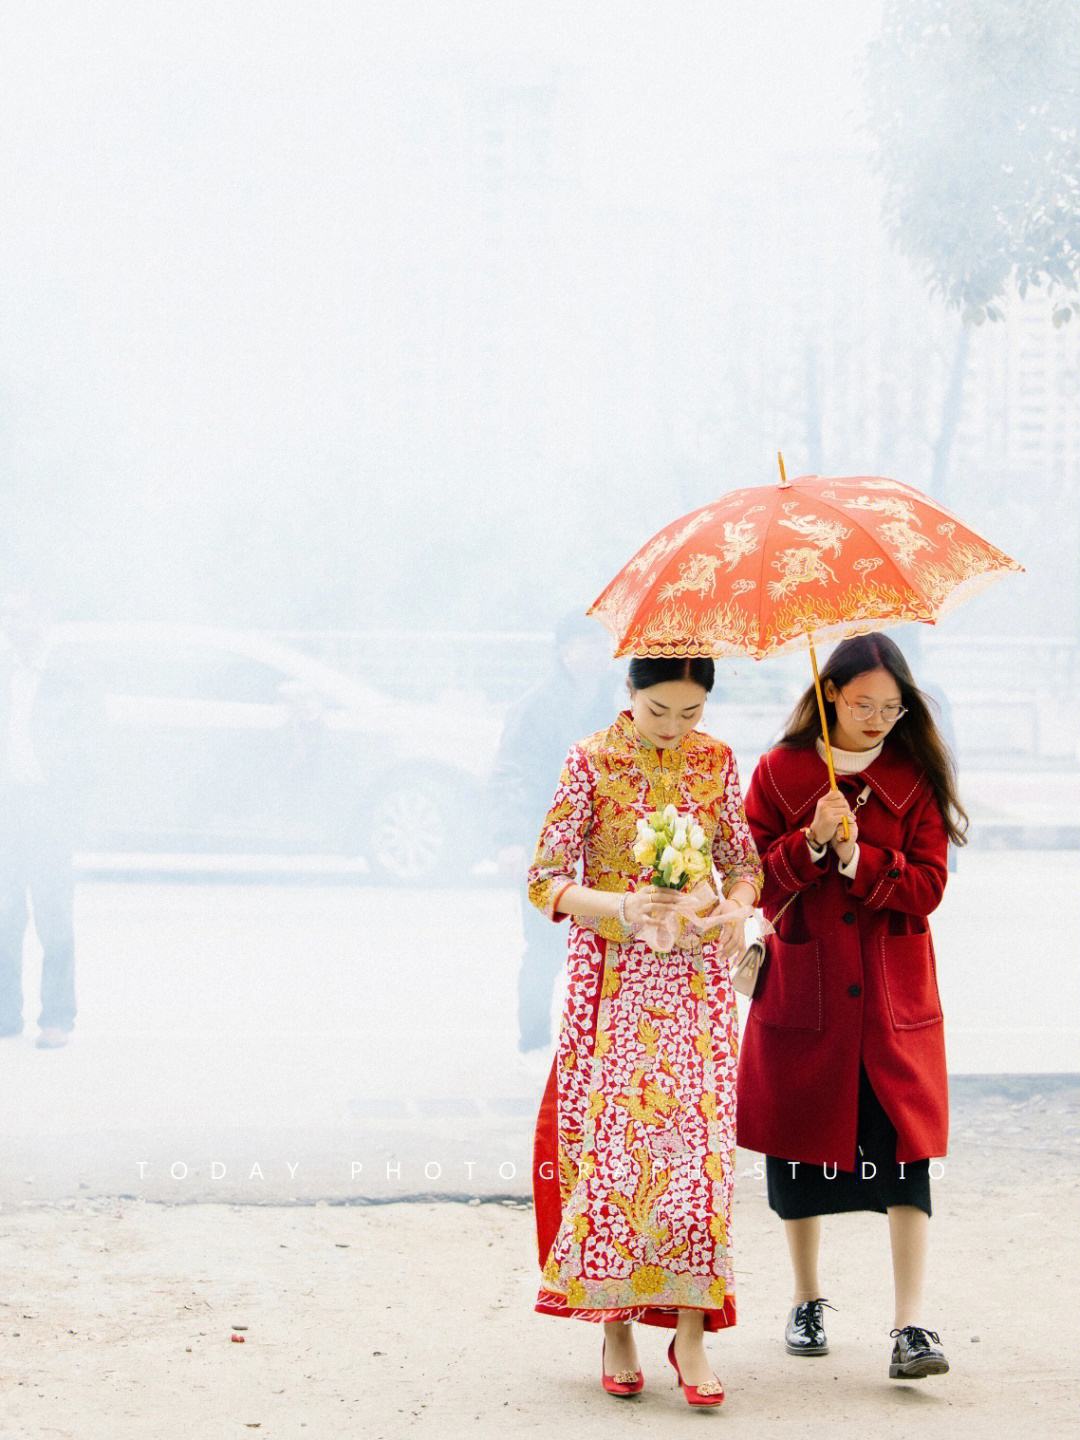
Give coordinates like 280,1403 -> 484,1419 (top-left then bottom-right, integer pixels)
1,866 -> 1076,1436
2,1129 -> 1076,1440
3,855 -> 1078,1214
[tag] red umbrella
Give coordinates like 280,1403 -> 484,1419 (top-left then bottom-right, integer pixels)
588,454 -> 1024,830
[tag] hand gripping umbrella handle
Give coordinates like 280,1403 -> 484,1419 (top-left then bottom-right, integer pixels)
807,631 -> 850,840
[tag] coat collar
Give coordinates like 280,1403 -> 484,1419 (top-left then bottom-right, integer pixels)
760,738 -> 928,821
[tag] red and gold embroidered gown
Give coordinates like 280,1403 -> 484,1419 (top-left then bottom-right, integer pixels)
527,707 -> 763,1331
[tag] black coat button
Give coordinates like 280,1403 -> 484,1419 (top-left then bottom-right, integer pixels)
847,983 -> 861,997
887,867 -> 900,878
842,911 -> 856,924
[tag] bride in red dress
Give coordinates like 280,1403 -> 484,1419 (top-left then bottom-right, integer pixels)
527,654 -> 763,1403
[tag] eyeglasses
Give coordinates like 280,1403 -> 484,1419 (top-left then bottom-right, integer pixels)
836,689 -> 908,724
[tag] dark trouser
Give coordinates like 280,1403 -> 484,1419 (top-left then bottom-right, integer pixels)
517,891 -> 565,1053
0,785 -> 77,1034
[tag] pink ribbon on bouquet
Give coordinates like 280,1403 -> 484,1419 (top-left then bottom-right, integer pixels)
633,881 -> 759,954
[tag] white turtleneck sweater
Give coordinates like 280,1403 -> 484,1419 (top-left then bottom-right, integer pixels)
814,735 -> 884,773
804,735 -> 883,876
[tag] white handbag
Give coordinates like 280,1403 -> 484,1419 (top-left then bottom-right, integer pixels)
730,891 -> 796,997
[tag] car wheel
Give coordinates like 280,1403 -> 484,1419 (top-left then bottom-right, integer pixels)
366,775 -> 473,885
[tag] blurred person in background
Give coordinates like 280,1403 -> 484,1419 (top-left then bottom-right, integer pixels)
490,609 -> 619,1056
0,589 -> 104,1049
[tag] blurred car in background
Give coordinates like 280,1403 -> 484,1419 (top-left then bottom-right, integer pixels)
37,624 -> 501,885
18,625 -> 1077,885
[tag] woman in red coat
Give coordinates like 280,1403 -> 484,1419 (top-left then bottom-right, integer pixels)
737,633 -> 967,1382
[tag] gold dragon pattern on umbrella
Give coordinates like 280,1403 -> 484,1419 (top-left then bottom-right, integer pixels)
588,472 -> 1022,660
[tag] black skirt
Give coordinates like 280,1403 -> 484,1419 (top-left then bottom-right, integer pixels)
765,1061 -> 932,1219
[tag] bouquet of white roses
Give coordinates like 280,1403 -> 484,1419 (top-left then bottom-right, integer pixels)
629,805 -> 720,953
633,804 -> 712,890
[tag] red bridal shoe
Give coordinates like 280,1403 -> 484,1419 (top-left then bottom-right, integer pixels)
667,1334 -> 726,1406
601,1338 -> 644,1396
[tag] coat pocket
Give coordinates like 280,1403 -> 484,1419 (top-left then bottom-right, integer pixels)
751,935 -> 823,1031
878,932 -> 943,1029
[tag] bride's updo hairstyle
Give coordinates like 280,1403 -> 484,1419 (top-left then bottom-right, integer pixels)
627,655 -> 715,692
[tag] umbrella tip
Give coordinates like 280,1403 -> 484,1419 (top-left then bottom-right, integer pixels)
777,451 -> 789,486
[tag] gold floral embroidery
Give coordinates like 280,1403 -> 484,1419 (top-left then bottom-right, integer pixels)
613,1067 -> 682,1128
629,1264 -> 669,1297
542,794 -> 575,827
595,768 -> 645,809
684,768 -> 727,808
592,871 -> 632,895
525,709 -> 764,937
601,964 -> 622,998
589,807 -> 640,875
558,1146 -> 578,1203
636,1016 -> 661,1057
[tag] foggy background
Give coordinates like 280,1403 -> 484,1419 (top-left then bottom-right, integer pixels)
1,0 -> 1077,1201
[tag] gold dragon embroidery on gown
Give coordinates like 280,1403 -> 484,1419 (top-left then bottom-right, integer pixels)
528,711 -> 763,1320
528,711 -> 761,946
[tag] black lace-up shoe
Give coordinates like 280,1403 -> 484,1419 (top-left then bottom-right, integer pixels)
888,1325 -> 950,1378
784,1297 -> 836,1355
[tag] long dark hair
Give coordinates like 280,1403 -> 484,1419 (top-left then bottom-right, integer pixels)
777,633 -> 968,846
627,655 -> 715,693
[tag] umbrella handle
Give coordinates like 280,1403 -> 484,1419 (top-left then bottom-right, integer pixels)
807,632 -> 851,841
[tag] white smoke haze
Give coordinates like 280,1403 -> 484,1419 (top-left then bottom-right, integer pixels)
0,1 -> 1075,1200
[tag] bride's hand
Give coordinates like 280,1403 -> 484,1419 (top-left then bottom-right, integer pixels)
677,886 -> 727,930
680,891 -> 748,960
715,913 -> 747,963
624,884 -> 683,929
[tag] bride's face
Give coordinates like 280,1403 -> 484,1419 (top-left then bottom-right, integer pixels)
629,680 -> 707,748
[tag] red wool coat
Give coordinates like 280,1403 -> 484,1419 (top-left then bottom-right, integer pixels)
736,740 -> 950,1171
